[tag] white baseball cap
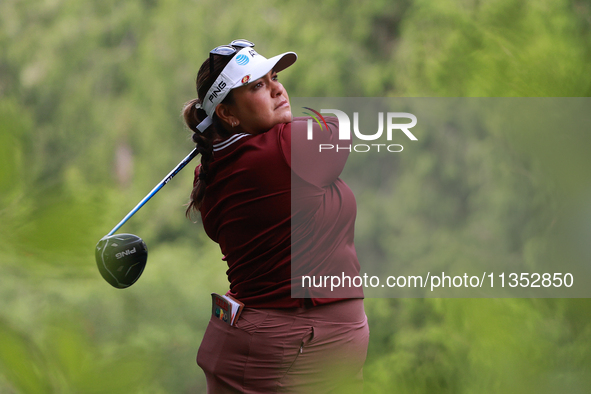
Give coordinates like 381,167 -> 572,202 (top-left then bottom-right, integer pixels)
197,46 -> 297,132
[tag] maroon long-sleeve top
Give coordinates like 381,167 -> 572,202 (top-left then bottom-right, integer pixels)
198,117 -> 363,308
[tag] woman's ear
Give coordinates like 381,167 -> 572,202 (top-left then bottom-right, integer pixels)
215,104 -> 238,128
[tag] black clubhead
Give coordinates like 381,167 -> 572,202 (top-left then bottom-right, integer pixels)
95,234 -> 148,289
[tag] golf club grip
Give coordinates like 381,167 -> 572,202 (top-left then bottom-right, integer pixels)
107,148 -> 199,236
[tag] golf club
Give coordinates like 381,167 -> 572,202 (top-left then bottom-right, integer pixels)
95,148 -> 198,288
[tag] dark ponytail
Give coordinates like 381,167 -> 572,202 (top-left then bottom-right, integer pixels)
184,54 -> 236,217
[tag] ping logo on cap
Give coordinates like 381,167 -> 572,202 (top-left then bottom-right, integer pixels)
208,80 -> 227,103
235,54 -> 249,65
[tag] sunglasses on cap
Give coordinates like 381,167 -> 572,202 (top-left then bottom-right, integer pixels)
209,39 -> 255,76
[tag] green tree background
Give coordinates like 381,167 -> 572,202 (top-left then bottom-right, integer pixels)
1,0 -> 591,392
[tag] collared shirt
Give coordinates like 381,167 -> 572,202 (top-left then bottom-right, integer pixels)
197,117 -> 363,308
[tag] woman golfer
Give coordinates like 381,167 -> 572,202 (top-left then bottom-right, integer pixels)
183,40 -> 368,393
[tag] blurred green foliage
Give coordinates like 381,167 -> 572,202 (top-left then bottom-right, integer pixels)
1,0 -> 591,392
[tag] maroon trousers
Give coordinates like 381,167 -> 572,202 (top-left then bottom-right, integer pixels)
197,299 -> 369,393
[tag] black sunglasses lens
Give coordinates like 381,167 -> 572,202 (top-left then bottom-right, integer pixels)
230,39 -> 254,48
210,45 -> 236,56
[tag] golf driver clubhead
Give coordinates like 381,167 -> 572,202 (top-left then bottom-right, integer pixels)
96,233 -> 148,289
95,148 -> 198,288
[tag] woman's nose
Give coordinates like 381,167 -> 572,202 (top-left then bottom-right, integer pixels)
271,80 -> 284,96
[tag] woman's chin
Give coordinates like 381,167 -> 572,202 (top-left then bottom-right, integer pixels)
277,109 -> 292,123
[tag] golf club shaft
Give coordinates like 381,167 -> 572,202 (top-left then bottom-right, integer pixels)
107,148 -> 199,236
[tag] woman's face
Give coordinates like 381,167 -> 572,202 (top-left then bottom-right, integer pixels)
221,69 -> 291,134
